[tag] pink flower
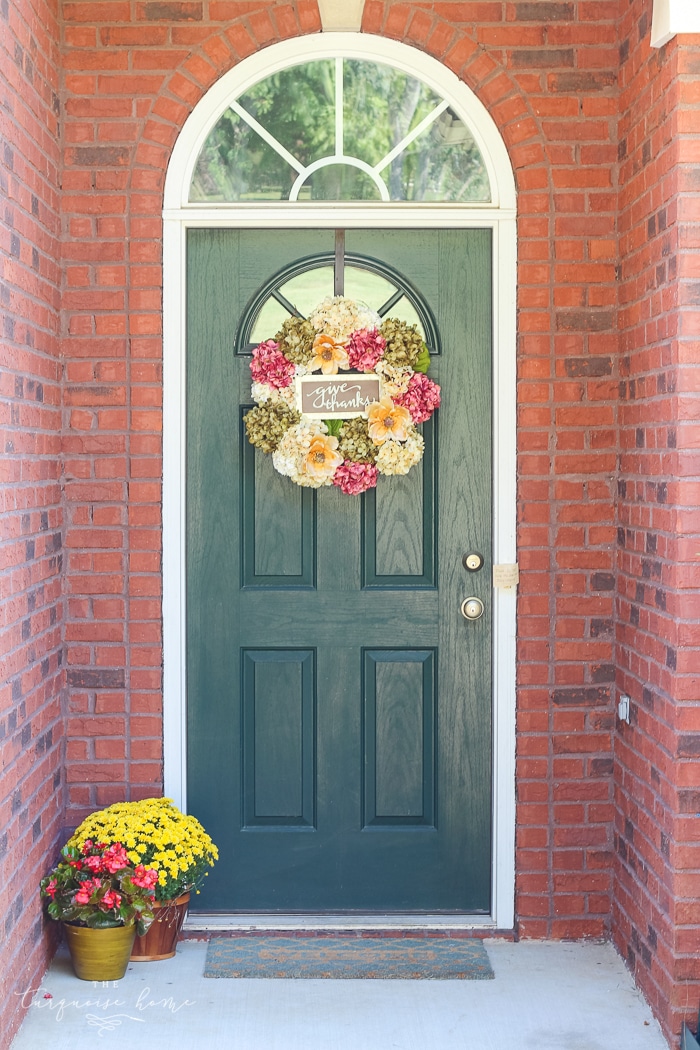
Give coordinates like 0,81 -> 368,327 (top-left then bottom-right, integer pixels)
132,865 -> 158,890
100,890 -> 121,911
250,340 -> 295,389
45,879 -> 58,899
83,855 -> 104,873
81,840 -> 94,855
332,461 -> 379,495
102,843 -> 130,874
347,329 -> 385,372
74,878 -> 102,905
395,373 -> 441,424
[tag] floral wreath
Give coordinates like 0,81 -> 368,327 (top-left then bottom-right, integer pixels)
243,297 -> 441,495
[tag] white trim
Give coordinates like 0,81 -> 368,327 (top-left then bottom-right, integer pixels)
163,35 -> 517,932
651,0 -> 700,46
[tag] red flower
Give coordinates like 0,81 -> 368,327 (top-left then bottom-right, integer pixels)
74,878 -> 102,905
45,879 -> 58,899
332,461 -> 379,495
81,839 -> 94,855
347,329 -> 385,372
132,865 -> 158,890
395,373 -> 441,425
250,341 -> 295,389
83,855 -> 104,873
102,843 -> 130,874
100,890 -> 121,911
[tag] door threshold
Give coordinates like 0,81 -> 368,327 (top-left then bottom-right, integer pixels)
184,913 -> 499,932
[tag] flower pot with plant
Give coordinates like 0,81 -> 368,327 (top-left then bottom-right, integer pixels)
68,798 -> 218,961
41,841 -> 157,981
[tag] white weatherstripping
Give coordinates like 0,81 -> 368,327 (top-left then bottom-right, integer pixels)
162,34 -> 517,931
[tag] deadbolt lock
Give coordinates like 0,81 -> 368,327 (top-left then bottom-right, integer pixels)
461,597 -> 485,621
463,552 -> 484,572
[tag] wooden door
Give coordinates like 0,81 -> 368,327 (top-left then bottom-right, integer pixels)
186,228 -> 493,912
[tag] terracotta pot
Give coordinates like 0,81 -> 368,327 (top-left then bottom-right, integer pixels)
130,892 -> 190,961
63,923 -> 136,981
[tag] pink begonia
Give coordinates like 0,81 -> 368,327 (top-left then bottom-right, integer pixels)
395,373 -> 441,424
332,461 -> 379,495
84,854 -> 104,873
347,329 -> 386,372
101,890 -> 121,911
102,843 -> 130,874
74,878 -> 102,905
250,340 -> 295,389
132,865 -> 158,890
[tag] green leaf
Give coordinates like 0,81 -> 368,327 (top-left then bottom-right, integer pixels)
86,911 -> 121,929
325,419 -> 343,437
414,345 -> 431,374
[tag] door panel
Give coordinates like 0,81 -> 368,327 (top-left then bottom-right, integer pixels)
187,227 -> 493,912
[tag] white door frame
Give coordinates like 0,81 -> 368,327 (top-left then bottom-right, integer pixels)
162,34 -> 517,930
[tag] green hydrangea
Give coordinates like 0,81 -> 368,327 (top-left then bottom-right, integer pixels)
275,317 -> 315,365
244,402 -> 299,454
379,318 -> 425,369
338,418 -> 377,463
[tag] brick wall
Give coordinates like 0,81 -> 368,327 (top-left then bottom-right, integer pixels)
0,0 -> 63,1041
615,2 -> 700,1041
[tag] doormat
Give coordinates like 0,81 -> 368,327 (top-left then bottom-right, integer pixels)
203,935 -> 494,980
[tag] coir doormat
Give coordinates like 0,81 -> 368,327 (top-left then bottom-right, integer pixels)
203,935 -> 494,980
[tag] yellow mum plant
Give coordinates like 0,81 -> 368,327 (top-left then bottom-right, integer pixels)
69,798 -> 218,902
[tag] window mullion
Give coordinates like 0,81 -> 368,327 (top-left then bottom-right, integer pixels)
335,56 -> 344,160
373,99 -> 450,175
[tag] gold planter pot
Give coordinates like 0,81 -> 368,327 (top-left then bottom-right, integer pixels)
63,923 -> 137,981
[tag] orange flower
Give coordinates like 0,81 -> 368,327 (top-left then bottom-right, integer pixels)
309,334 -> 350,375
367,397 -> 412,444
301,434 -> 344,480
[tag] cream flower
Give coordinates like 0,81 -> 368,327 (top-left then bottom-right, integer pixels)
367,397 -> 412,444
308,296 -> 381,342
375,429 -> 425,475
375,360 -> 412,398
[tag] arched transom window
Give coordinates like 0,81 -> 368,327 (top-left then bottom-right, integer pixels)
189,57 -> 491,204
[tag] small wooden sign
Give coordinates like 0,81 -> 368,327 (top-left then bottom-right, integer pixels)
296,373 -> 382,419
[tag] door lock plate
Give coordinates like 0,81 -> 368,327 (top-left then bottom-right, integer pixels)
461,597 -> 485,620
463,552 -> 484,572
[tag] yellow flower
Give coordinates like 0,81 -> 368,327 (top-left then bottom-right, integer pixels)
300,435 -> 343,482
367,397 -> 412,444
308,334 -> 349,375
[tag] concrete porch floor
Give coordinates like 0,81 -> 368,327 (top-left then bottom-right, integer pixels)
11,938 -> 670,1050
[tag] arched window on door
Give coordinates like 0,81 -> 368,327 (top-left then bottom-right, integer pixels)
188,57 -> 491,204
236,249 -> 441,355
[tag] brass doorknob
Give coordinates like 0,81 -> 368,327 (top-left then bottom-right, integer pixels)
461,597 -> 484,621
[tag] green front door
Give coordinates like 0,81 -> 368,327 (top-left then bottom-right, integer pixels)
186,228 -> 493,913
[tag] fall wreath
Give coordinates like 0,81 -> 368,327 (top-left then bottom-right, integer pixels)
243,297 -> 441,496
